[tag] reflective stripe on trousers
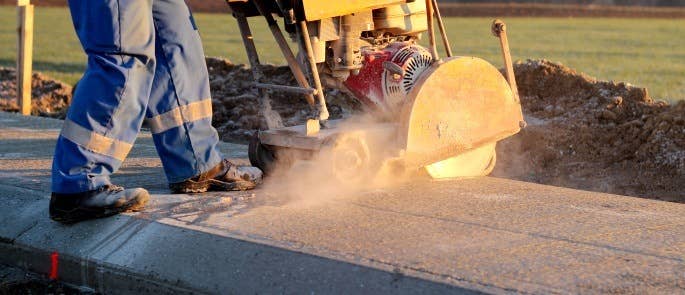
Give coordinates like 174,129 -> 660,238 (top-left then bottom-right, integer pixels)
52,0 -> 222,193
146,99 -> 213,134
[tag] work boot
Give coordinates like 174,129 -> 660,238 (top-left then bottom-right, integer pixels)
169,159 -> 262,194
50,185 -> 149,225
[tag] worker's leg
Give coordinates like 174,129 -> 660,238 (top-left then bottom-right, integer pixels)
146,0 -> 261,193
52,0 -> 155,193
145,0 -> 222,183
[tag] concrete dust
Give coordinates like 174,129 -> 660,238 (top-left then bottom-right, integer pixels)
260,159 -> 358,207
260,115 -> 410,207
260,92 -> 284,129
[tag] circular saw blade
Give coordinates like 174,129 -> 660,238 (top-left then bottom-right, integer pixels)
424,143 -> 496,179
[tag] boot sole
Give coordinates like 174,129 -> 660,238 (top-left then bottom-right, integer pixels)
50,193 -> 149,225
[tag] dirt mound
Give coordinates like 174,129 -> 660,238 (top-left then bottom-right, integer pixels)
207,58 -> 360,142
493,59 -> 685,201
0,68 -> 71,118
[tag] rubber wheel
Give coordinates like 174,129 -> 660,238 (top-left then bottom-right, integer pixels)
248,134 -> 277,175
320,132 -> 374,185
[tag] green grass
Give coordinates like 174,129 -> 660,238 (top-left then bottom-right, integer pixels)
0,6 -> 683,100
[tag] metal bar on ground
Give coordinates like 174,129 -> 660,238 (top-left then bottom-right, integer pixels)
251,1 -> 316,106
255,83 -> 318,95
431,0 -> 453,57
16,0 -> 33,116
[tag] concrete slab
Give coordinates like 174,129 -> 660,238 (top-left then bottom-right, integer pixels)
1,111 -> 684,294
0,184 -> 43,242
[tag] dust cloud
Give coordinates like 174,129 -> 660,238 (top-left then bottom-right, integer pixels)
259,115 -> 412,207
259,92 -> 284,129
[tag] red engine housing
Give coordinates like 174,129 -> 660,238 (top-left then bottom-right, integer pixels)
343,42 -> 433,117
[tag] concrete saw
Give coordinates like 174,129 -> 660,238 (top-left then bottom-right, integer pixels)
250,55 -> 523,182
229,0 -> 524,182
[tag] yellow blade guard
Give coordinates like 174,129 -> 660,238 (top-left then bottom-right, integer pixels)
398,56 -> 524,178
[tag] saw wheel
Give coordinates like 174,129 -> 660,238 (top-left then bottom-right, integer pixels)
248,134 -> 277,174
320,132 -> 375,185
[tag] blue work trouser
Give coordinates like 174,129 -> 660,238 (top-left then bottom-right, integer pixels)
52,0 -> 223,193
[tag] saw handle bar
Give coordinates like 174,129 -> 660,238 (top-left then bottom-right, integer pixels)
491,19 -> 520,103
233,1 -> 318,107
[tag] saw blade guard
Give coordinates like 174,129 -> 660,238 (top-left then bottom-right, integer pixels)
398,56 -> 524,175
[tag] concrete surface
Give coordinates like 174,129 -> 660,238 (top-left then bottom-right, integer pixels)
1,111 -> 684,294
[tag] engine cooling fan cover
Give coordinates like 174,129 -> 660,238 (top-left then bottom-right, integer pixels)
381,45 -> 433,114
343,42 -> 433,117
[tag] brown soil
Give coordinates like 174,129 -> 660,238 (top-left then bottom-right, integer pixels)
0,68 -> 71,119
206,58 -> 361,142
492,59 -> 685,202
1,58 -> 682,202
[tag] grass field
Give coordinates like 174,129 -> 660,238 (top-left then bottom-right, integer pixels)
0,6 -> 683,100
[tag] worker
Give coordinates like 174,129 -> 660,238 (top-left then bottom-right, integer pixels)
50,0 -> 262,224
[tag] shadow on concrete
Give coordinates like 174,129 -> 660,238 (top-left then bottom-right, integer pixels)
3,212 -> 483,294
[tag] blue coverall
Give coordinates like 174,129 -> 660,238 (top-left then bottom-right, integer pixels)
52,0 -> 223,194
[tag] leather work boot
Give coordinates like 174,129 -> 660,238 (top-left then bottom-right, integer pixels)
169,159 -> 263,194
50,185 -> 149,224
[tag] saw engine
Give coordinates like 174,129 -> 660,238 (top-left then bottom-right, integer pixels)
344,43 -> 434,117
226,0 -> 525,182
